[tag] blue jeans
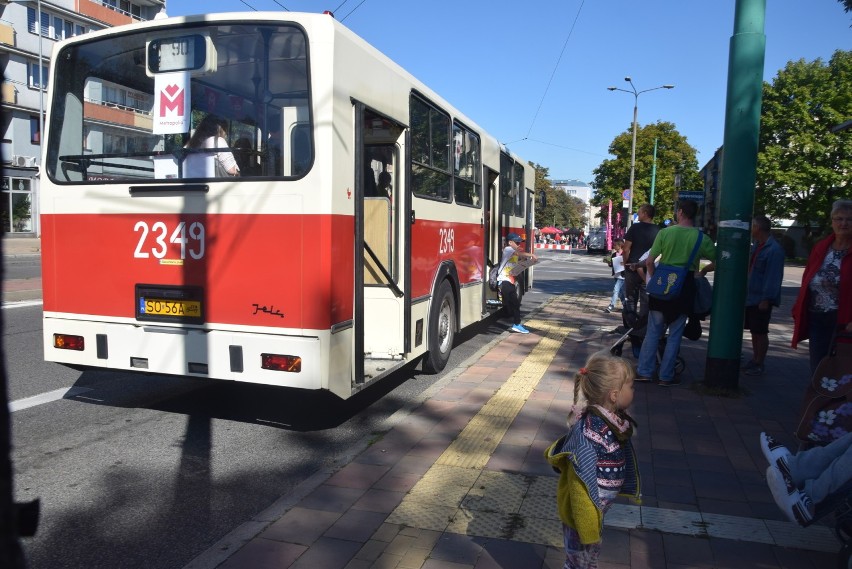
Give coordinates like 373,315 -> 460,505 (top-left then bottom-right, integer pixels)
637,310 -> 687,381
789,431 -> 852,507
609,278 -> 624,308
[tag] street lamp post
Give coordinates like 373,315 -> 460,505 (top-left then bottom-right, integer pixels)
607,78 -> 673,227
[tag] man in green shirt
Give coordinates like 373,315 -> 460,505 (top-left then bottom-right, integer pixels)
637,200 -> 716,385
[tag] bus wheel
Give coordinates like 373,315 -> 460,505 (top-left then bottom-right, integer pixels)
422,280 -> 455,373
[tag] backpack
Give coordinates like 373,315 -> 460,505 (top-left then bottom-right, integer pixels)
488,256 -> 509,291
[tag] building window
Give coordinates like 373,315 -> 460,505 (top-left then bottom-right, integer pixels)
30,117 -> 40,144
28,7 -> 85,39
1,177 -> 34,234
27,8 -> 50,37
29,63 -> 48,90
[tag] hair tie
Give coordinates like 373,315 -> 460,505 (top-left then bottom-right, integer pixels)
579,367 -> 588,375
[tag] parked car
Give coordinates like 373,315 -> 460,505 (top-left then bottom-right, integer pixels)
587,229 -> 607,253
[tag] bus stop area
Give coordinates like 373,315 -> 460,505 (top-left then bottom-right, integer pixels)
186,287 -> 839,569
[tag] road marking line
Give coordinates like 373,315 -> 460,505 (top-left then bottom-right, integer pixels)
2,300 -> 43,309
9,386 -> 93,412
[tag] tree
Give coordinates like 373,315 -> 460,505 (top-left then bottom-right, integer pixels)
532,164 -> 586,228
591,121 -> 699,225
841,0 -> 852,13
756,50 -> 852,243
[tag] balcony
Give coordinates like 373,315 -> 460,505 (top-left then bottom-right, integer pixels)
0,20 -> 14,46
79,0 -> 133,27
1,82 -> 16,105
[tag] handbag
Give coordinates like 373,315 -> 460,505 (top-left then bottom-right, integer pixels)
646,230 -> 702,301
794,332 -> 852,445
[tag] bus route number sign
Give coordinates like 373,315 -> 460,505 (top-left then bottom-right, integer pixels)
146,33 -> 217,76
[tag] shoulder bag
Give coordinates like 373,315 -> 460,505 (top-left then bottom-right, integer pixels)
646,229 -> 702,301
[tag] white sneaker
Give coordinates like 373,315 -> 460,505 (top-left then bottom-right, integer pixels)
760,433 -> 791,465
766,465 -> 813,526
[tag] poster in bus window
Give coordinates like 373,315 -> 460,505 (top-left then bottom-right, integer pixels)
153,72 -> 191,135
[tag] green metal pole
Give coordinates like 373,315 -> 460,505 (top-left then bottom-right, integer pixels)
649,138 -> 658,205
704,0 -> 766,390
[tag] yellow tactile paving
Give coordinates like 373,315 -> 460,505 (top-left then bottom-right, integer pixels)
386,304 -> 573,532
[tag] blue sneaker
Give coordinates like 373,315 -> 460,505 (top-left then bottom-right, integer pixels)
511,324 -> 530,334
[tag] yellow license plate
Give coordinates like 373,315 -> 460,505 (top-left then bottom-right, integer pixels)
141,298 -> 202,318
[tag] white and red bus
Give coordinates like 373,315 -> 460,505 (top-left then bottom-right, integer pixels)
40,12 -> 535,399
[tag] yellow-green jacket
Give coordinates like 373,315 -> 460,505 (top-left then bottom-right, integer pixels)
544,415 -> 641,544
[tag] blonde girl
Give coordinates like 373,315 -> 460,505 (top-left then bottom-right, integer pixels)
545,351 -> 641,569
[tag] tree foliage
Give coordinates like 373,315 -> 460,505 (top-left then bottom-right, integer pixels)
591,121 -> 699,226
841,0 -> 852,13
756,50 -> 852,241
532,164 -> 587,228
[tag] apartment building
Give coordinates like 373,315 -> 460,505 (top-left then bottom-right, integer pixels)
552,178 -> 595,232
0,0 -> 165,236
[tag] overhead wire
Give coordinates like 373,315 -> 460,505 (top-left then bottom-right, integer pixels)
340,0 -> 368,22
238,0 -> 259,9
522,0 -> 586,140
270,0 -> 290,9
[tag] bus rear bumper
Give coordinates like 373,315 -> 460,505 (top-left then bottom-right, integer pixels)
43,317 -> 327,390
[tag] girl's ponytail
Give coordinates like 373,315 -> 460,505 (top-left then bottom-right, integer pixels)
567,367 -> 589,425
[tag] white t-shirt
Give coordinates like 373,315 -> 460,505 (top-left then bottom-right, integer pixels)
496,246 -> 518,285
184,136 -> 240,178
612,254 -> 625,279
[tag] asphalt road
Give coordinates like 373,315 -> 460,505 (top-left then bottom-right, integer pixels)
5,249 -> 617,569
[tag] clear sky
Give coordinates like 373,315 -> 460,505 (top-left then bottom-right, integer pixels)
164,0 -> 851,186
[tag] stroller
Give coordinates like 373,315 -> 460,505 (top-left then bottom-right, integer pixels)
609,325 -> 685,377
609,277 -> 686,376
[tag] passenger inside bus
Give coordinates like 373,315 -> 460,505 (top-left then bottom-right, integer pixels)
378,169 -> 392,199
184,115 -> 240,178
233,137 -> 260,176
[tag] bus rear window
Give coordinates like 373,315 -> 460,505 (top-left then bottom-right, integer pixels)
46,23 -> 313,183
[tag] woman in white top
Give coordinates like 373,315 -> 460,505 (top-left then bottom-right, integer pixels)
184,114 -> 240,178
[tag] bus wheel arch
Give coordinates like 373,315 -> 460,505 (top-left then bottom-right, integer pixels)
422,266 -> 459,374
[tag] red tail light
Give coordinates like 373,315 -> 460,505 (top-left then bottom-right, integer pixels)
54,334 -> 85,351
261,354 -> 302,372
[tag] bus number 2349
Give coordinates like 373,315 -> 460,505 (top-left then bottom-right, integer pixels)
133,221 -> 206,260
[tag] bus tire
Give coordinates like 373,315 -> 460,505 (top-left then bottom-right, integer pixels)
422,279 -> 455,374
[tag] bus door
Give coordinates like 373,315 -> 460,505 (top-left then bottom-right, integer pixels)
483,168 -> 501,311
354,104 -> 407,385
524,187 -> 535,292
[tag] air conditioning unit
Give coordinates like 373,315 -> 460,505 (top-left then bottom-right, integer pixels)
12,155 -> 36,167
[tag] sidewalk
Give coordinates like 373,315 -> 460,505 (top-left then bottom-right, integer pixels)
185,290 -> 837,569
2,236 -> 42,303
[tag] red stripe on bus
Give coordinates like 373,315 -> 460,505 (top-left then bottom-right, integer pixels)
410,219 -> 484,297
41,213 -> 355,329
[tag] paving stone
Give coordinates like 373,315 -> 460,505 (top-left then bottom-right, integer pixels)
289,536 -> 361,569
299,484 -> 366,513
261,507 -> 341,545
216,538 -> 307,569
325,509 -> 389,543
